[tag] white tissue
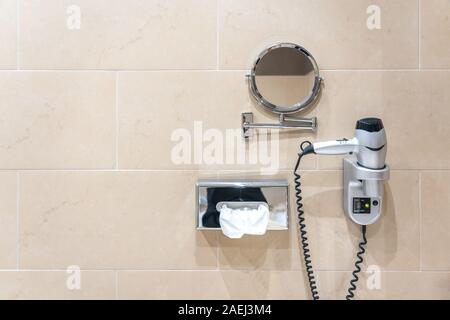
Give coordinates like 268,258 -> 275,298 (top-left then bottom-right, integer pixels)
219,204 -> 270,239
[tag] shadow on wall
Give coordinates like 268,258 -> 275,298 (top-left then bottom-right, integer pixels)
218,269 -> 308,300
366,181 -> 398,265
195,230 -> 218,267
218,230 -> 291,270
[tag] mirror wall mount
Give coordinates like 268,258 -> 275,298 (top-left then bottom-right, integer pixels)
242,43 -> 323,138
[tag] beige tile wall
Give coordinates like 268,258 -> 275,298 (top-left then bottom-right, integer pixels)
19,0 -> 217,69
0,0 -> 16,68
0,0 -> 448,299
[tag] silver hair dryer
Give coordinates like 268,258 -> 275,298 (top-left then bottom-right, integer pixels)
305,118 -> 387,169
294,118 -> 390,301
303,118 -> 390,225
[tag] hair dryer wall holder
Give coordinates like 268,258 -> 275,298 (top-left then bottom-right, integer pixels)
343,157 -> 390,226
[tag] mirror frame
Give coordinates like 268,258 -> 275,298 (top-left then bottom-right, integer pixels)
248,43 -> 322,114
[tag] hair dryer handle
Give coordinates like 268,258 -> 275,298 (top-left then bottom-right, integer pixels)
312,138 -> 359,155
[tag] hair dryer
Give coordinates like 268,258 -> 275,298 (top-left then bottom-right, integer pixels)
294,117 -> 390,300
303,118 -> 387,169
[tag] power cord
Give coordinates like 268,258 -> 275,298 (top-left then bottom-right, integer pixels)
346,225 -> 368,300
294,140 -> 369,300
294,141 -> 320,300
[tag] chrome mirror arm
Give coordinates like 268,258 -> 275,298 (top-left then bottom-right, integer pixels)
242,112 -> 317,138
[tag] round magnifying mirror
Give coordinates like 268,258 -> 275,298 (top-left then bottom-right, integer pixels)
249,43 -> 322,114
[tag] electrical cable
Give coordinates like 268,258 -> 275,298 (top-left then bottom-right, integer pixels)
294,141 -> 320,300
346,225 -> 368,300
294,140 -> 369,300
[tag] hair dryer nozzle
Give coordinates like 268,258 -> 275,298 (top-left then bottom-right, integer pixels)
356,118 -> 384,133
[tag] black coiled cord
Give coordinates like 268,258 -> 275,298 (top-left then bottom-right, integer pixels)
294,141 -> 320,300
294,140 -> 369,300
346,225 -> 368,300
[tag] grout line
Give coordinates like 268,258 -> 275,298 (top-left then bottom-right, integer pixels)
0,69 -> 248,72
15,171 -> 20,270
418,0 -> 421,70
301,269 -> 449,273
419,171 -> 423,271
115,271 -> 119,300
322,69 -> 450,72
0,268 -> 446,273
3,68 -> 450,73
115,72 -> 119,170
321,68 -> 421,72
321,69 -> 450,72
0,269 -> 225,272
216,0 -> 219,71
0,70 -> 119,73
216,232 -> 220,270
16,0 -> 19,70
0,168 -> 447,173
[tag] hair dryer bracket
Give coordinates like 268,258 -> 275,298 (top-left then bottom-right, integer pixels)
343,158 -> 390,226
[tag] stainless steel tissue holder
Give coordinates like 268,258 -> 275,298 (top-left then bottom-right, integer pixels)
196,180 -> 289,230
